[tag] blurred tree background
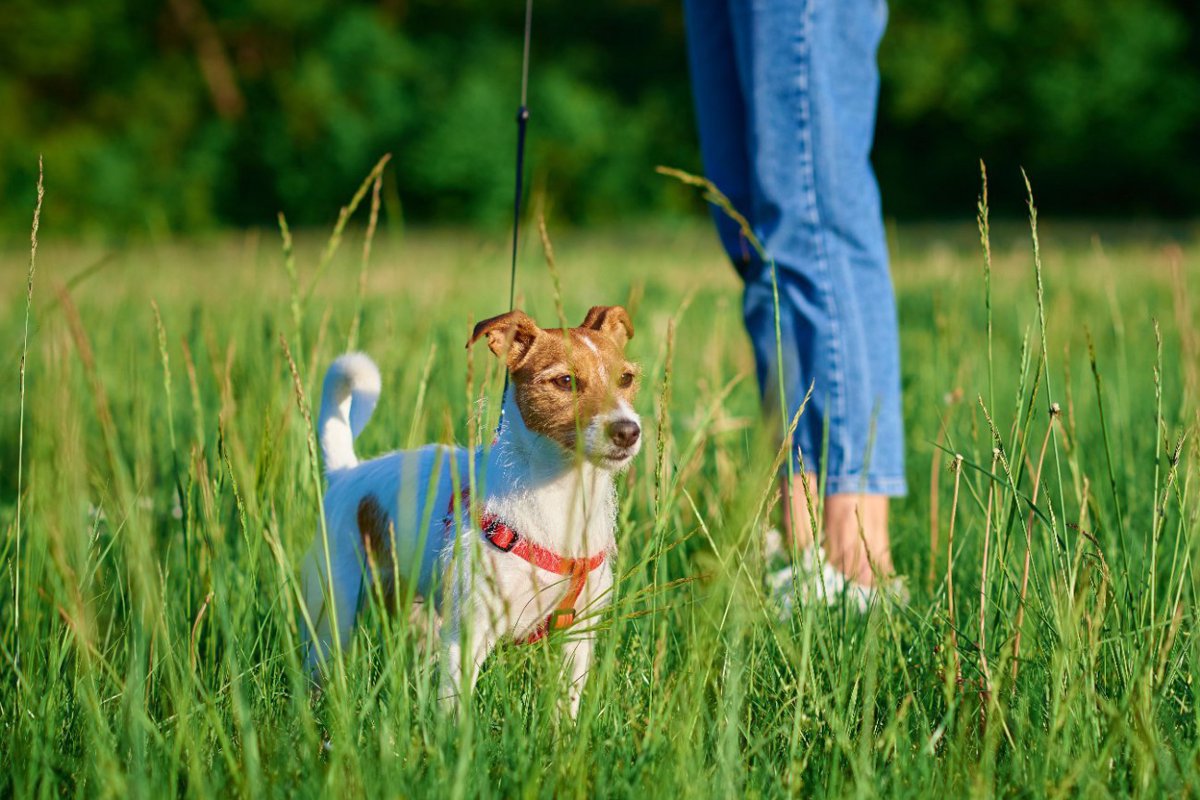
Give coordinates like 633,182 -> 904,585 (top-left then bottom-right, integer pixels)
1,0 -> 1197,239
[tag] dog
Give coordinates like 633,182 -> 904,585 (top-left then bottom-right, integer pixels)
301,306 -> 641,715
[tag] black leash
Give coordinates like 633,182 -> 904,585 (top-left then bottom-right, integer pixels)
510,0 -> 532,311
499,0 -> 533,431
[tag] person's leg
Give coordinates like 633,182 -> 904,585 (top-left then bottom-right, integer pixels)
686,0 -> 823,557
813,0 -> 904,586
683,0 -> 756,276
728,0 -> 905,585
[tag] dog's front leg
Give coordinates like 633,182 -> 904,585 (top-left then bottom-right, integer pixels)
439,633 -> 492,712
439,608 -> 494,713
561,634 -> 594,718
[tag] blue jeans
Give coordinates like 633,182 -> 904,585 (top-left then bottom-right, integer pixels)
684,0 -> 906,496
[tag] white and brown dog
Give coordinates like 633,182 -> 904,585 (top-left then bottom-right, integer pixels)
302,306 -> 641,714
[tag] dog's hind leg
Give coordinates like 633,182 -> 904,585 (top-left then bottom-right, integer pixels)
301,527 -> 365,676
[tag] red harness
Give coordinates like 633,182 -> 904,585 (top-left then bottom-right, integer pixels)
447,490 -> 607,644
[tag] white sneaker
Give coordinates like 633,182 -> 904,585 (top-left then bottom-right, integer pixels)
764,530 -> 845,615
763,528 -> 909,616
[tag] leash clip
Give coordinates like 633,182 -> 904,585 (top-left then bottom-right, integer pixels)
485,522 -> 519,553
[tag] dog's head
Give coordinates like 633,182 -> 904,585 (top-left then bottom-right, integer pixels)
469,306 -> 642,470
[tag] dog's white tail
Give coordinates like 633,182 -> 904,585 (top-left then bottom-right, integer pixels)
318,353 -> 381,471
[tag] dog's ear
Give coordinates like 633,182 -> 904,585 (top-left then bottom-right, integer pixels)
468,309 -> 541,368
580,305 -> 634,347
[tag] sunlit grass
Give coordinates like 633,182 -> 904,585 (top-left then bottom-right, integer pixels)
2,174 -> 1199,796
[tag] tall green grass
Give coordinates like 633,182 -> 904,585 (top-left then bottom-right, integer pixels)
2,170 -> 1199,796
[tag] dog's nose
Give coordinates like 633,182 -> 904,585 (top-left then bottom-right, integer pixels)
607,420 -> 640,449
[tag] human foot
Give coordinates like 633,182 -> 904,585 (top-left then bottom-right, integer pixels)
821,493 -> 895,587
765,529 -> 908,615
764,529 -> 845,615
773,479 -> 904,610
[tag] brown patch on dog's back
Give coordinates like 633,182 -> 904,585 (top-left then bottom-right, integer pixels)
357,494 -> 390,554
357,493 -> 403,612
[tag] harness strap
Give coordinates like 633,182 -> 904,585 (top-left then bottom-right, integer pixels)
446,488 -> 606,644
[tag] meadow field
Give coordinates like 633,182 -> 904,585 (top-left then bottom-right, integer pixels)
3,179 -> 1200,796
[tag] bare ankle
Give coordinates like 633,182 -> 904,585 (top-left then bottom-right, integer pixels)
823,493 -> 893,586
780,474 -> 819,551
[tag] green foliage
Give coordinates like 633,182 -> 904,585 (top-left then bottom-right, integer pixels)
1,0 -> 1198,236
0,0 -> 697,238
879,0 -> 1200,215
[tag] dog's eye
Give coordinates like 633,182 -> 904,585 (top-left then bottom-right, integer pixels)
617,371 -> 635,388
552,374 -> 575,391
